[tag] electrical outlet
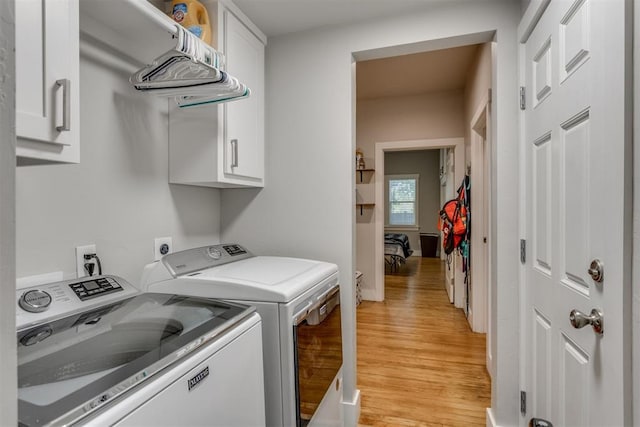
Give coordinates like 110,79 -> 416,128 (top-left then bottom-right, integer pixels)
154,237 -> 172,261
76,244 -> 96,278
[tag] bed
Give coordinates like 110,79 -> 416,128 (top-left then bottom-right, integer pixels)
384,233 -> 414,272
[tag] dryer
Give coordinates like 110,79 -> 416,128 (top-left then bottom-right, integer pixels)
16,275 -> 265,426
140,243 -> 344,427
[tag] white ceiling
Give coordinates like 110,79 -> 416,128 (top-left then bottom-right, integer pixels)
356,44 -> 481,100
231,1 -> 485,99
232,0 -> 452,38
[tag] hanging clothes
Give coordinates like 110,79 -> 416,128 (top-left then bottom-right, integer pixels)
456,174 -> 471,313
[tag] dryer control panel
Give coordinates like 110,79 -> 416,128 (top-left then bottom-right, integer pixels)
162,243 -> 254,277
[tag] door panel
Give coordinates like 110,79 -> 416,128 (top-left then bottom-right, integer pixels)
558,333 -> 589,427
522,0 -> 629,425
532,310 -> 552,420
559,0 -> 589,80
560,111 -> 590,296
533,135 -> 551,273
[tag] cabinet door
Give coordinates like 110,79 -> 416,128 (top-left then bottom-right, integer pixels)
16,0 -> 79,163
223,10 -> 264,184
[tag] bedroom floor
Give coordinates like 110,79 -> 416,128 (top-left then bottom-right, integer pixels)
357,256 -> 490,426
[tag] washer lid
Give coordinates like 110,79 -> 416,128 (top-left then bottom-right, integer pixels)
161,256 -> 339,303
17,293 -> 253,427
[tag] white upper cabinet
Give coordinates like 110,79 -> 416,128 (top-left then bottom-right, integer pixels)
222,10 -> 265,183
16,0 -> 80,164
169,1 -> 266,188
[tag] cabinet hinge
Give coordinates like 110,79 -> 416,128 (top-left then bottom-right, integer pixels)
521,390 -> 527,416
520,86 -> 526,110
520,239 -> 526,264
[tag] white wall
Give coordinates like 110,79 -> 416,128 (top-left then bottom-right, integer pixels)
465,43 -> 492,158
356,90 -> 464,300
220,1 -> 521,425
15,44 -> 222,286
0,0 -> 17,422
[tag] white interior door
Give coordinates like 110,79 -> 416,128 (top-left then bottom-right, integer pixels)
522,0 -> 630,425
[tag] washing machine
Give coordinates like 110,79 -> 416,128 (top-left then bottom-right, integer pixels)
16,275 -> 265,426
140,243 -> 344,427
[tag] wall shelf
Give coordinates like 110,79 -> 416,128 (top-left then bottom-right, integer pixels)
356,203 -> 375,215
79,0 -> 178,66
356,168 -> 375,182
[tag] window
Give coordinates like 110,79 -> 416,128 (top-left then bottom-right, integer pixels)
385,174 -> 419,227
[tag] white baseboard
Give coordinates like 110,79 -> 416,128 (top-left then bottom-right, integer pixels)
486,407 -> 497,427
342,389 -> 361,426
360,288 -> 381,302
412,250 -> 422,257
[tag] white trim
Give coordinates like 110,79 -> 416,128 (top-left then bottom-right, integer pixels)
468,96 -> 490,334
374,138 -> 464,302
341,389 -> 361,427
0,0 -> 16,422
486,407 -> 497,427
633,0 -> 640,425
517,4 -> 548,425
518,0 -> 551,43
360,288 -> 378,302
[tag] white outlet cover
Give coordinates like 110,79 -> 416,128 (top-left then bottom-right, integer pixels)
76,244 -> 96,278
154,237 -> 172,261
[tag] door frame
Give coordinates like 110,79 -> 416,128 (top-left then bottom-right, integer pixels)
634,1 -> 640,425
374,137 -> 465,304
0,0 -> 17,423
469,95 -> 491,334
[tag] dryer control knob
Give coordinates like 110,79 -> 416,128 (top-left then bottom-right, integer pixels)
19,290 -> 52,313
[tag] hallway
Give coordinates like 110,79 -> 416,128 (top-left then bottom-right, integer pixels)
357,257 -> 490,426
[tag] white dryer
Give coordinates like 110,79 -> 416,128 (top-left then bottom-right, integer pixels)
16,275 -> 265,426
141,243 -> 344,427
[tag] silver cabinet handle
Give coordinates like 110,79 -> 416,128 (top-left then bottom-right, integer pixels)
569,308 -> 603,335
230,139 -> 238,168
56,79 -> 71,132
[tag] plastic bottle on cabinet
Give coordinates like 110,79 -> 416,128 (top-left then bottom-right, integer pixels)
170,0 -> 212,45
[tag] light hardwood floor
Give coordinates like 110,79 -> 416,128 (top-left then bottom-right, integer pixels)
357,256 -> 490,426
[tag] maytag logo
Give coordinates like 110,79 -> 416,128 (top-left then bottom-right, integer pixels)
187,366 -> 209,391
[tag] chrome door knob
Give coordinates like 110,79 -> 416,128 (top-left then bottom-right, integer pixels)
569,308 -> 603,335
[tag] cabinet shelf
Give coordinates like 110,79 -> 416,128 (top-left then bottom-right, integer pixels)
356,203 -> 375,215
356,168 -> 375,182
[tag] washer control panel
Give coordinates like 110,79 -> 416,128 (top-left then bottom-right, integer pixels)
16,275 -> 138,331
69,276 -> 123,301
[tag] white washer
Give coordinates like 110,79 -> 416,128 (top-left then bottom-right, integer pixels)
17,275 -> 265,426
140,243 -> 344,427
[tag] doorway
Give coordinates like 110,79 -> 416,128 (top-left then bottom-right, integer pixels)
373,138 -> 465,302
354,40 -> 494,424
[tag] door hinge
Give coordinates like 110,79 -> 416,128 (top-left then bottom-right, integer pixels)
520,239 -> 526,264
520,86 -> 526,110
521,390 -> 527,416
488,88 -> 493,104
